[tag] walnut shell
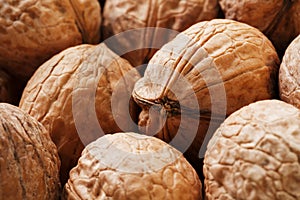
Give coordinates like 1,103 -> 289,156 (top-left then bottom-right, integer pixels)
102,0 -> 219,67
132,19 -> 279,166
0,103 -> 60,199
63,132 -> 202,200
19,43 -> 141,184
279,34 -> 300,109
204,100 -> 300,200
0,0 -> 101,79
218,0 -> 300,56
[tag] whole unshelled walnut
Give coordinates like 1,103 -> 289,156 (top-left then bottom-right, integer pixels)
279,34 -> 300,109
0,0 -> 101,79
0,103 -> 60,200
218,0 -> 300,56
132,19 -> 279,171
19,43 -> 141,185
63,132 -> 202,200
204,100 -> 300,200
102,0 -> 219,67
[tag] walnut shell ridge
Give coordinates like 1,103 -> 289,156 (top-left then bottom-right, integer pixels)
0,103 -> 60,200
63,132 -> 202,200
204,100 -> 300,200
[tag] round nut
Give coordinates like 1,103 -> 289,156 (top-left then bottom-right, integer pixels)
204,100 -> 300,200
279,34 -> 300,109
102,0 -> 219,67
63,132 -> 202,200
0,0 -> 101,79
19,43 -> 141,184
218,0 -> 300,56
132,19 -> 279,165
0,103 -> 60,199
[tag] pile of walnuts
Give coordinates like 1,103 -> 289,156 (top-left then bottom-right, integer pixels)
0,0 -> 300,199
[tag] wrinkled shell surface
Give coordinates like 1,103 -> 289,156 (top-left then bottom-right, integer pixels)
132,19 -> 279,163
204,100 -> 300,200
19,43 -> 141,184
0,0 -> 101,79
0,103 -> 60,200
279,35 -> 300,109
219,0 -> 300,55
102,0 -> 219,67
63,132 -> 202,200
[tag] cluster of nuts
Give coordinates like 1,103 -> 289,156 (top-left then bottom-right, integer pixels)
0,0 -> 300,199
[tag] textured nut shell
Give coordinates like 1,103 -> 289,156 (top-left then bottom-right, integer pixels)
279,35 -> 300,109
0,103 -> 60,200
19,43 -> 141,184
0,0 -> 101,79
219,0 -> 300,55
133,19 -> 279,158
102,0 -> 219,67
204,100 -> 300,200
63,132 -> 202,200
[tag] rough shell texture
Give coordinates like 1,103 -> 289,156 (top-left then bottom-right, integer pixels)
102,0 -> 219,67
0,103 -> 60,200
132,19 -> 279,166
0,0 -> 101,79
279,35 -> 300,109
204,100 -> 300,200
63,132 -> 202,200
19,43 -> 141,184
219,0 -> 300,56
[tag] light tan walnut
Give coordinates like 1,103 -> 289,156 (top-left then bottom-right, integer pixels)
19,43 -> 141,185
204,100 -> 300,200
279,35 -> 300,109
0,0 -> 101,79
63,132 -> 202,200
0,103 -> 60,200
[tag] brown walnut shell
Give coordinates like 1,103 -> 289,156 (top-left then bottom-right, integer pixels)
63,132 -> 202,200
0,103 -> 60,200
19,43 -> 141,184
204,100 -> 300,200
0,0 -> 101,79
102,0 -> 219,67
218,0 -> 300,56
279,34 -> 300,109
132,19 -> 279,169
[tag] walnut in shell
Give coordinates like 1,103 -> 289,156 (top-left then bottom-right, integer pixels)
218,0 -> 300,56
279,34 -> 300,109
102,0 -> 219,67
63,132 -> 202,200
19,43 -> 141,184
0,103 -> 60,200
204,100 -> 300,200
0,0 -> 101,79
132,19 -> 279,167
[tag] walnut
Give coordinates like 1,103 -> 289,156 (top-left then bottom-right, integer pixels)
0,103 -> 60,199
102,0 -> 219,67
279,34 -> 300,109
218,0 -> 300,56
0,0 -> 101,79
203,100 -> 300,200
19,43 -> 141,184
132,19 -> 279,168
63,132 -> 202,200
